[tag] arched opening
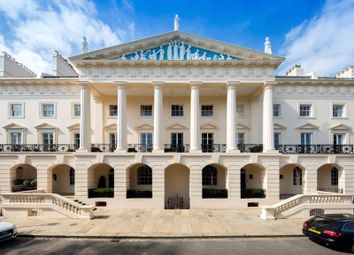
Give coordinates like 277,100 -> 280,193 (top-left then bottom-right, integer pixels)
165,164 -> 190,209
279,164 -> 305,199
50,164 -> 75,195
241,164 -> 266,198
126,164 -> 152,198
317,164 -> 343,193
202,164 -> 228,199
88,163 -> 114,198
10,164 -> 37,192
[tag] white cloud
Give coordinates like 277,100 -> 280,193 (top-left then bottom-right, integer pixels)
0,0 -> 133,74
279,0 -> 354,76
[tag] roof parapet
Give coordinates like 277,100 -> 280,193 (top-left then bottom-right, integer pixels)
285,64 -> 304,76
53,50 -> 78,77
0,52 -> 36,78
336,66 -> 354,78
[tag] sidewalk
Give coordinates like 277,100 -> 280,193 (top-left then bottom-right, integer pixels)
1,208 -> 305,238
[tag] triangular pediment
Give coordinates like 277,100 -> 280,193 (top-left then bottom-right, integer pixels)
104,123 -> 117,130
236,123 -> 250,130
296,123 -> 319,130
329,124 -> 352,131
201,124 -> 218,130
3,123 -> 27,130
136,124 -> 153,130
34,122 -> 58,130
70,31 -> 284,63
274,123 -> 287,130
167,124 -> 188,130
67,123 -> 80,130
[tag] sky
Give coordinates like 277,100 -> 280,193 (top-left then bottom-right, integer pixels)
0,0 -> 353,76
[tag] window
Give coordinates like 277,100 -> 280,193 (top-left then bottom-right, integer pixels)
202,165 -> 217,186
73,104 -> 81,117
74,133 -> 80,148
69,168 -> 75,185
299,104 -> 312,117
236,104 -> 244,118
333,133 -> 345,145
140,133 -> 152,151
201,105 -> 213,117
171,105 -> 183,117
42,103 -> 55,117
237,133 -> 244,145
10,103 -> 23,117
109,133 -> 116,146
42,132 -> 54,145
137,165 -> 152,185
10,132 -> 22,145
342,223 -> 354,233
331,167 -> 338,186
332,104 -> 345,118
274,132 -> 281,149
273,104 -> 281,117
109,105 -> 118,116
201,133 -> 213,152
140,105 -> 152,116
171,133 -> 183,145
293,167 -> 302,185
301,132 -> 312,145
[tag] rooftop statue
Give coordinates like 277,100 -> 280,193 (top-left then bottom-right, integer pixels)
264,36 -> 272,54
174,14 -> 179,31
81,36 -> 88,53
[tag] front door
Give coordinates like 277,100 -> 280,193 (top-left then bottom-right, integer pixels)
201,133 -> 213,152
171,133 -> 183,151
241,168 -> 246,197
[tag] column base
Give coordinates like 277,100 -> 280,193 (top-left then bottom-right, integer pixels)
226,149 -> 240,153
152,149 -> 164,153
189,149 -> 202,153
78,148 -> 90,152
114,149 -> 127,153
262,149 -> 279,154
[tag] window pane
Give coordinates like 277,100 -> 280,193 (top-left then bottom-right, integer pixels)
201,105 -> 213,116
42,104 -> 54,117
333,104 -> 344,117
274,132 -> 281,149
202,166 -> 217,186
140,105 -> 152,116
299,104 -> 311,117
11,104 -> 22,117
137,165 -> 152,185
237,133 -> 244,145
109,105 -> 118,116
273,104 -> 281,117
236,105 -> 244,118
171,105 -> 183,116
74,104 -> 81,116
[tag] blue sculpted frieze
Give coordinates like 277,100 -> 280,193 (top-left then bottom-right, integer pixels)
114,41 -> 240,61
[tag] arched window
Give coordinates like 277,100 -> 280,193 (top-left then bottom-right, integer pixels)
293,167 -> 302,186
331,167 -> 339,186
69,168 -> 75,185
202,165 -> 217,186
137,165 -> 152,185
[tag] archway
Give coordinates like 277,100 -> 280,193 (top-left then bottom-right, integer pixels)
126,163 -> 152,198
317,164 -> 343,193
241,164 -> 266,198
279,164 -> 305,199
202,164 -> 228,198
88,163 -> 114,198
50,164 -> 75,195
165,164 -> 190,209
10,164 -> 37,192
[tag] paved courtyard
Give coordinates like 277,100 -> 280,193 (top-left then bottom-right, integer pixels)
1,208 -> 305,237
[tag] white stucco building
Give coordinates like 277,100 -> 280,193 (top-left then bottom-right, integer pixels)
1,28 -> 354,212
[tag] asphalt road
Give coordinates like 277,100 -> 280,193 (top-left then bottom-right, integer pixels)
0,237 -> 350,255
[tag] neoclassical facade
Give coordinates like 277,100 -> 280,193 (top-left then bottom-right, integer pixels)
1,30 -> 354,210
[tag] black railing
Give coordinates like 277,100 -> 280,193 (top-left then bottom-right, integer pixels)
91,144 -> 116,152
237,144 -> 263,153
0,144 -> 78,152
127,144 -> 153,153
164,144 -> 190,152
201,144 -> 226,153
279,144 -> 354,154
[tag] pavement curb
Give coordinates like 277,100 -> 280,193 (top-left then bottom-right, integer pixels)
18,234 -> 306,240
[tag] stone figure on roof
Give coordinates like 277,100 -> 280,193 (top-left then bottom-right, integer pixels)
167,42 -> 173,60
174,14 -> 179,31
81,36 -> 88,53
264,36 -> 272,54
186,45 -> 192,60
158,46 -> 165,60
179,42 -> 186,60
173,41 -> 179,60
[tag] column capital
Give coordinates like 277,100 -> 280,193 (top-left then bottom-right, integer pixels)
78,80 -> 89,88
226,81 -> 240,88
189,81 -> 202,88
263,81 -> 277,89
151,80 -> 164,86
114,80 -> 127,88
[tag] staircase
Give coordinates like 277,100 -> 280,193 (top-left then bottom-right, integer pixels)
0,192 -> 94,219
261,193 -> 354,220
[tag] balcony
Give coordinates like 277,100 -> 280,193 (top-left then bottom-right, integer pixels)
164,144 -> 190,153
91,144 -> 116,152
127,144 -> 153,153
278,144 -> 354,154
237,144 -> 263,153
0,144 -> 78,152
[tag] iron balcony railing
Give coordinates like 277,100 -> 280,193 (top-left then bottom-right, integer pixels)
91,144 -> 116,152
127,144 -> 153,153
164,144 -> 190,153
0,144 -> 79,152
278,144 -> 354,154
237,144 -> 263,153
201,144 -> 226,153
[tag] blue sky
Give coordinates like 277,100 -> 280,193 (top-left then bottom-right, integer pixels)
0,0 -> 353,76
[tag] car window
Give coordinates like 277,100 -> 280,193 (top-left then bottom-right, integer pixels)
309,217 -> 337,229
342,223 -> 354,233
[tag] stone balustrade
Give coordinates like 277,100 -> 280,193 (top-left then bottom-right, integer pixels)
0,192 -> 93,219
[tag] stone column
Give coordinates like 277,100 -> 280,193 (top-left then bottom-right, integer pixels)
153,82 -> 164,152
262,82 -> 275,152
93,97 -> 103,144
226,81 -> 240,152
190,82 -> 201,152
79,83 -> 91,152
115,81 -> 127,152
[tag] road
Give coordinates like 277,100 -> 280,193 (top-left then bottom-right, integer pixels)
0,237 -> 349,255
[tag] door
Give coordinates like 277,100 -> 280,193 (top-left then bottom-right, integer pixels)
301,132 -> 312,153
201,133 -> 213,152
140,133 -> 152,152
241,168 -> 246,198
171,133 -> 183,151
43,132 -> 54,151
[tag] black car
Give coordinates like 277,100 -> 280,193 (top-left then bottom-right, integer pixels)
303,214 -> 354,252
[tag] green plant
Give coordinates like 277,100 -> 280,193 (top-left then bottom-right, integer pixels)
202,189 -> 228,199
126,190 -> 152,198
88,188 -> 114,198
97,176 -> 106,188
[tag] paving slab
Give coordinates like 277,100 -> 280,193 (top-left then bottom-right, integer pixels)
1,208 -> 306,238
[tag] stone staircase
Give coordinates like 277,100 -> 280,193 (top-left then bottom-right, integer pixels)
261,193 -> 354,220
0,192 -> 94,219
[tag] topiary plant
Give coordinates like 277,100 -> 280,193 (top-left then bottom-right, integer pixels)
97,176 -> 106,188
